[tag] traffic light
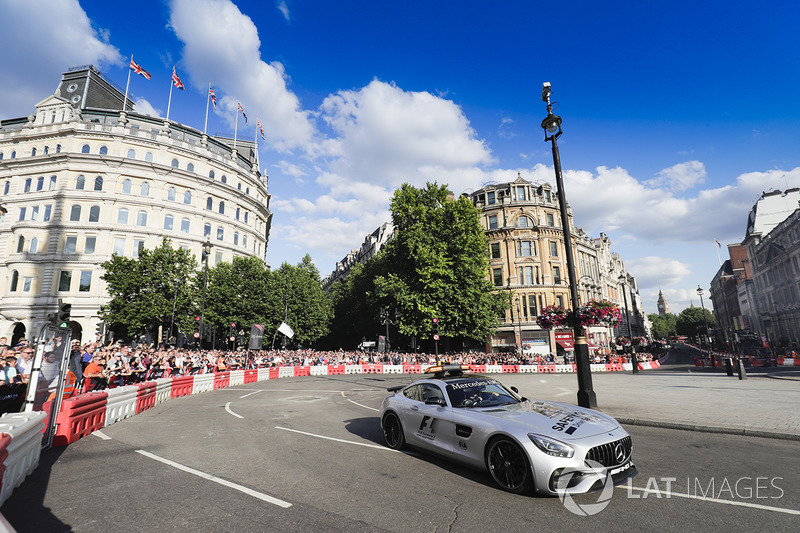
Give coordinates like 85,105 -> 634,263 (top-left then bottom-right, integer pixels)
432,317 -> 439,336
96,321 -> 105,338
194,316 -> 202,335
57,299 -> 71,326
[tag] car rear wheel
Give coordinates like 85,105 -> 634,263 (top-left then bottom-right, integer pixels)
382,412 -> 405,450
485,437 -> 532,494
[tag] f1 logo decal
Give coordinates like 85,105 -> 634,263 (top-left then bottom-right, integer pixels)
419,416 -> 435,433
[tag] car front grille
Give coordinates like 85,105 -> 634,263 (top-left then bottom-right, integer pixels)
586,436 -> 632,467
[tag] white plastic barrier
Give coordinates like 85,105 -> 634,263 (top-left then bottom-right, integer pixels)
310,365 -> 328,376
229,370 -> 245,386
345,365 -> 363,374
105,386 -> 139,426
258,368 -> 271,382
154,378 -> 173,405
639,362 -> 652,370
555,365 -> 574,373
485,365 -> 502,373
278,366 -> 294,378
192,373 -> 215,395
622,363 -> 633,371
518,365 -> 538,373
382,365 -> 403,374
590,364 -> 607,372
0,411 -> 47,506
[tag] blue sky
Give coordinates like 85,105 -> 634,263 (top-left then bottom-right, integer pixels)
2,0 -> 800,314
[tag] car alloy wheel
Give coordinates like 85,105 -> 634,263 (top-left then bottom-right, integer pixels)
486,437 -> 532,494
383,412 -> 405,450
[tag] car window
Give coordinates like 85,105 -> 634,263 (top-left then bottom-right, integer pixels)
447,379 -> 519,408
422,384 -> 446,403
403,384 -> 423,402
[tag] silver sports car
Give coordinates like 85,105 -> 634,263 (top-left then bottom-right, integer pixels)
380,365 -> 636,495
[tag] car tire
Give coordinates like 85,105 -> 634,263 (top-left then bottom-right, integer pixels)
485,436 -> 532,494
382,412 -> 406,450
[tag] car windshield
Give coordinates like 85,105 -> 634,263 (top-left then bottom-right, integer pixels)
446,379 -> 520,408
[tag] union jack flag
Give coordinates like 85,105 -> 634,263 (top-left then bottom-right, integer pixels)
257,119 -> 265,139
172,68 -> 184,90
237,102 -> 247,123
129,58 -> 151,80
209,87 -> 217,109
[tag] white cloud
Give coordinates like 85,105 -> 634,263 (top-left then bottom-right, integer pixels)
133,98 -> 160,118
168,0 -> 314,151
624,256 -> 692,288
0,0 -> 121,118
276,1 -> 290,21
645,160 -> 707,192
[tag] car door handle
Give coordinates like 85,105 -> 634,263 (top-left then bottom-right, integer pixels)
411,405 -> 419,411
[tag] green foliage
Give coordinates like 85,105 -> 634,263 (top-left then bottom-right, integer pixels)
100,238 -> 197,340
676,306 -> 715,337
648,313 -> 677,340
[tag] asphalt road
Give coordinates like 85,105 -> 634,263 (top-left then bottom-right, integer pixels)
3,373 -> 799,532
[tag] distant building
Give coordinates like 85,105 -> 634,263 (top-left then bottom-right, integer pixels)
0,66 -> 272,345
657,289 -> 670,315
321,221 -> 395,291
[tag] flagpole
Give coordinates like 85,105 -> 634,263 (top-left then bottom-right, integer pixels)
204,82 -> 211,135
716,242 -> 722,266
233,102 -> 239,150
122,54 -> 133,112
166,68 -> 174,121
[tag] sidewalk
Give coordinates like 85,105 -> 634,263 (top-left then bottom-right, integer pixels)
502,367 -> 800,441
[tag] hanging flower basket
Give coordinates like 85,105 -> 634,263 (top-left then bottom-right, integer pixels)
536,300 -> 622,330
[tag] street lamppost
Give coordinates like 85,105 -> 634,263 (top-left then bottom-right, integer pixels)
200,241 -> 212,348
697,286 -> 713,367
514,295 -> 524,355
618,274 -> 638,374
541,82 -> 597,408
379,307 -> 396,353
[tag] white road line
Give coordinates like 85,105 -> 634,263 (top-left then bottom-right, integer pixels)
136,450 -> 292,508
346,399 -> 380,412
620,485 -> 800,515
275,426 -> 401,453
240,391 -> 261,398
225,402 -> 244,418
92,430 -> 112,440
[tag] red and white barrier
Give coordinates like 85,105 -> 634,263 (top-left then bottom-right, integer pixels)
105,385 -> 138,426
0,411 -> 47,506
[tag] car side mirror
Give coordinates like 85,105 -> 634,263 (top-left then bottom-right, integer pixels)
510,386 -> 519,393
424,397 -> 445,406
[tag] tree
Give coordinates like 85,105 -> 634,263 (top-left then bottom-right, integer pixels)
100,238 -> 197,342
272,255 -> 333,348
676,307 -> 715,339
648,313 -> 677,340
373,182 -> 506,344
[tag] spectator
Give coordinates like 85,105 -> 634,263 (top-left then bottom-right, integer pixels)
15,347 -> 35,383
83,355 -> 108,391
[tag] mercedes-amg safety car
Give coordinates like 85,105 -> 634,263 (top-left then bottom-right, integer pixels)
380,365 -> 636,495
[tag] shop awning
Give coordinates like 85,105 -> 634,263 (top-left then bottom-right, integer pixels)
556,340 -> 574,351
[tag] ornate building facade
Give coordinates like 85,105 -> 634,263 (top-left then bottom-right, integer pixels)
0,66 -> 272,345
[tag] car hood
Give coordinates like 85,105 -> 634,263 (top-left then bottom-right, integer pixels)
473,399 -> 620,439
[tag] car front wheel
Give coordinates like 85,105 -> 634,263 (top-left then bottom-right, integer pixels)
382,412 -> 405,450
485,437 -> 532,494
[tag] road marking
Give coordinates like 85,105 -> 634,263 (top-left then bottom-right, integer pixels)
92,430 -> 112,440
240,391 -> 261,398
275,426 -> 401,453
620,485 -> 800,515
135,450 -> 292,508
346,399 -> 380,412
225,402 -> 244,418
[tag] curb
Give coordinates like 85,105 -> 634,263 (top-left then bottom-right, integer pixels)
614,417 -> 800,442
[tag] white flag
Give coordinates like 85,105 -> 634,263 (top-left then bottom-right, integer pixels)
277,322 -> 294,339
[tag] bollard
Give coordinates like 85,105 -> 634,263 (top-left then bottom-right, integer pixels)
725,358 -> 734,376
736,358 -> 747,380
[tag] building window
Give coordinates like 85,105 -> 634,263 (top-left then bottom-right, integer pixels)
517,240 -> 534,257
164,214 -> 174,231
79,271 -> 92,292
99,146 -> 108,155
206,197 -> 213,210
94,176 -> 103,191
217,226 -> 224,241
122,179 -> 132,194
145,152 -> 153,162
136,210 -> 148,227
10,271 -> 19,292
492,268 -> 503,286
546,213 -> 554,226
69,205 -> 81,221
29,237 -> 38,253
31,206 -> 39,221
488,215 -> 498,229
81,144 -> 90,154
2,181 -> 8,195
553,266 -> 561,284
127,149 -> 136,159
243,235 -> 247,248
140,182 -> 150,196
167,187 -> 176,201
180,218 -> 190,233
487,191 -> 496,205
519,266 -> 534,285
183,191 -> 192,204
218,201 -> 225,215
187,163 -> 194,172
171,158 -> 179,168
44,205 -> 52,221
24,178 -> 32,193
237,183 -> 242,191
236,207 -> 240,220
58,271 -> 72,291
56,144 -> 61,153
16,236 -> 25,253
204,223 -> 211,237
18,207 -> 26,221
550,241 -> 558,257
516,216 -> 531,227
31,147 -> 37,157
49,175 -> 56,190
36,176 -> 44,191
89,205 -> 100,222
491,242 -> 501,259
209,170 -> 215,179
244,212 -> 248,224
556,295 -> 564,307
234,232 -> 239,245
113,237 -> 126,255
85,236 -> 96,254
22,277 -> 33,292
132,240 -> 144,258
76,175 -> 86,190
117,208 -> 129,225
545,190 -> 552,202
65,236 -> 77,254
514,187 -> 526,202
221,175 -> 227,184
527,296 -> 537,317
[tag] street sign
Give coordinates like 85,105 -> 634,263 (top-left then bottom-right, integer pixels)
229,336 -> 236,342
193,332 -> 200,338
433,334 -> 440,341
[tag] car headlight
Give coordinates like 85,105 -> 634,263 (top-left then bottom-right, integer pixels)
528,434 -> 575,458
